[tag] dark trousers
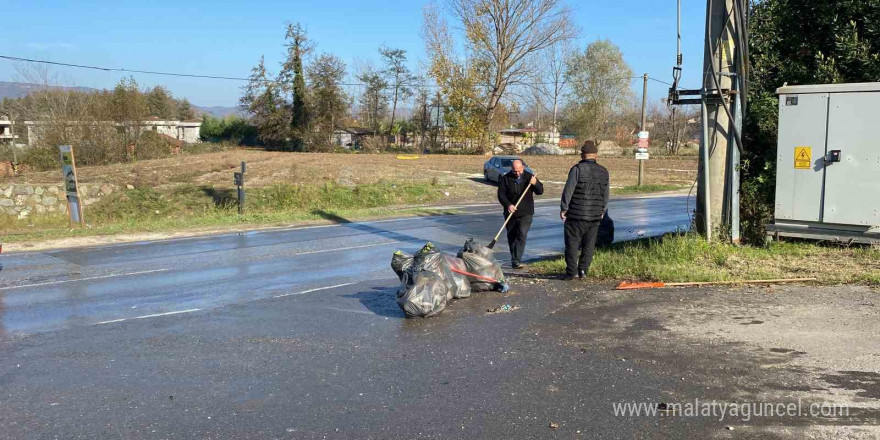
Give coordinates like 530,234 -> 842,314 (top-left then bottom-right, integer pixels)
505,215 -> 533,265
564,219 -> 600,276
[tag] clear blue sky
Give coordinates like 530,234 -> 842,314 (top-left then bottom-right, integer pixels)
2,0 -> 707,107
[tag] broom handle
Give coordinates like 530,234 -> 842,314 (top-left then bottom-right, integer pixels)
492,182 -> 533,242
449,267 -> 500,284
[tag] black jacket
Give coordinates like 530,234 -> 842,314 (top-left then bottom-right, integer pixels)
498,170 -> 544,219
560,159 -> 609,221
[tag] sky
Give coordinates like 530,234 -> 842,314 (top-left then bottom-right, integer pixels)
1,0 -> 707,108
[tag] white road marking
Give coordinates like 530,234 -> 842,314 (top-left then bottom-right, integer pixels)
274,282 -> 355,298
292,243 -> 388,257
0,269 -> 170,291
97,308 -> 201,325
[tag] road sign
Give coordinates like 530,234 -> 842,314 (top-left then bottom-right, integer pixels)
638,131 -> 650,150
794,146 -> 811,169
635,152 -> 650,160
58,145 -> 84,227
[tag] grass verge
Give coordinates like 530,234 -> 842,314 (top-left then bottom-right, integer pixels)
530,233 -> 880,285
1,181 -> 454,245
611,184 -> 685,195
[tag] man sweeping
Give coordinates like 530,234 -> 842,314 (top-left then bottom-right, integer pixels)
497,159 -> 544,269
559,141 -> 610,280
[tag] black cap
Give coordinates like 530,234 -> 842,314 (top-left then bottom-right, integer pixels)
581,140 -> 598,154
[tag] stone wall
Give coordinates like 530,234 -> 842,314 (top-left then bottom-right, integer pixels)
0,183 -> 117,219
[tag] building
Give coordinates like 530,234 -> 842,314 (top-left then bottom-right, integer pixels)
498,127 -> 560,151
24,119 -> 202,147
333,127 -> 374,149
0,117 -> 16,144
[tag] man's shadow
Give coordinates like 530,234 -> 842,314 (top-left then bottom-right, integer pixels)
343,287 -> 406,319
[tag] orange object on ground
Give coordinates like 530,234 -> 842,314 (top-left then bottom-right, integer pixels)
615,278 -> 817,290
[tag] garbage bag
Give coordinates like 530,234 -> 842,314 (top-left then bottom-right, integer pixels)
397,270 -> 448,318
392,243 -> 467,318
457,239 -> 505,292
597,211 -> 615,247
444,255 -> 472,299
391,250 -> 414,279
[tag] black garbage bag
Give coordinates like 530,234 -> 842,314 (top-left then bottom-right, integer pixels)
597,211 -> 615,247
391,243 -> 470,318
456,238 -> 506,292
444,255 -> 472,299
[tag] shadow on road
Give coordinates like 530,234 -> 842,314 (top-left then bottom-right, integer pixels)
343,287 -> 406,319
312,210 -> 441,248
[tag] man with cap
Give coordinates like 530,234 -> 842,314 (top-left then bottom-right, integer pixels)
498,159 -> 544,269
559,141 -> 610,280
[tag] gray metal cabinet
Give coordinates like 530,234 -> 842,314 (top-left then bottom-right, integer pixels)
770,83 -> 880,243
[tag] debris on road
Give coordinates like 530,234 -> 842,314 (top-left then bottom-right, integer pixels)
549,422 -> 560,430
486,304 -> 519,314
392,240 -> 508,318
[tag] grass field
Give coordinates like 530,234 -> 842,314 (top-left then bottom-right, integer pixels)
530,234 -> 880,285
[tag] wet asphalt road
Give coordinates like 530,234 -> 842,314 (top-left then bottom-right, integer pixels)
0,194 -> 693,439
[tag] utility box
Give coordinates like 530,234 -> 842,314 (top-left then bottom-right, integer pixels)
768,83 -> 880,244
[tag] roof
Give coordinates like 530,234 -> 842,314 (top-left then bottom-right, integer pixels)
777,82 -> 880,95
336,127 -> 374,135
499,128 -> 538,134
491,155 -> 522,160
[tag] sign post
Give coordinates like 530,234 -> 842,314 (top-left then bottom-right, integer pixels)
58,145 -> 84,228
636,131 -> 650,186
234,161 -> 246,216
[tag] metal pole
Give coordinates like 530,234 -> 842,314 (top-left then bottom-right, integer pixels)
638,73 -> 648,186
700,98 -> 712,241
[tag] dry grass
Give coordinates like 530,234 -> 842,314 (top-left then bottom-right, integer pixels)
3,150 -> 698,193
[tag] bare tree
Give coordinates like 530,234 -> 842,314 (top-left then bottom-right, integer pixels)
426,0 -> 576,151
653,102 -> 699,155
532,39 -> 572,135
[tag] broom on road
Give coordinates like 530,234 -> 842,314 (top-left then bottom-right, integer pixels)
487,182 -> 533,249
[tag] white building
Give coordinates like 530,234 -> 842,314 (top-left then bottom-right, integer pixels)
0,116 -> 19,145
24,119 -> 202,147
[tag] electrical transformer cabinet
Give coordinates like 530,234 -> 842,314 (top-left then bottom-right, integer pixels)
768,83 -> 880,244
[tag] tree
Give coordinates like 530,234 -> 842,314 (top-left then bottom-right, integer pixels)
532,40 -> 572,134
564,40 -> 634,140
652,102 -> 698,155
425,0 -> 575,151
740,0 -> 880,244
176,98 -> 195,120
356,67 -> 389,133
240,56 -> 290,147
278,23 -> 312,149
146,86 -> 176,119
379,46 -> 417,141
109,77 -> 149,161
307,53 -> 349,145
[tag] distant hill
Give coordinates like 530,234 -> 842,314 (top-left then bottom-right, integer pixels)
0,81 -> 97,99
0,81 -> 241,119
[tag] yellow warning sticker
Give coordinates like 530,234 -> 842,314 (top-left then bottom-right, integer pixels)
794,146 -> 812,169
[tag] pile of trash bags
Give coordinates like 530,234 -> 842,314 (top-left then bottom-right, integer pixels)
391,239 -> 507,318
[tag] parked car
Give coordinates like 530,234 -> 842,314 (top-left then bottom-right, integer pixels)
483,156 -> 534,182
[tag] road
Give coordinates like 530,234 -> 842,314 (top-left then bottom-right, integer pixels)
0,194 -> 694,439
0,195 -> 689,336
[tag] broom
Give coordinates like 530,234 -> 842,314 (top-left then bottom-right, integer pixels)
487,182 -> 533,249
449,267 -> 510,293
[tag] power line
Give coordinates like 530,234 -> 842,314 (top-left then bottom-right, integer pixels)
1,54 -> 678,90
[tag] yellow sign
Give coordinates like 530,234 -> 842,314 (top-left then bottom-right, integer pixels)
794,146 -> 812,169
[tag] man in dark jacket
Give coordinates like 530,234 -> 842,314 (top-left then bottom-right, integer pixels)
498,159 -> 544,269
559,141 -> 610,280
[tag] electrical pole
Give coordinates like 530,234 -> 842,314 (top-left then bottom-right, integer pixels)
696,0 -> 743,242
638,73 -> 648,186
